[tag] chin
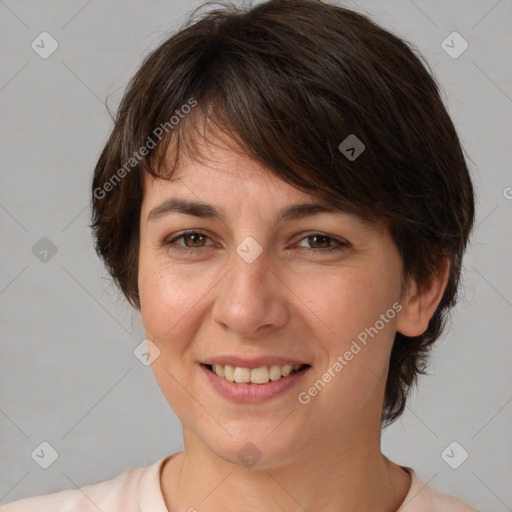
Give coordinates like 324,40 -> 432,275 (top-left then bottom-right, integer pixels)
201,429 -> 308,470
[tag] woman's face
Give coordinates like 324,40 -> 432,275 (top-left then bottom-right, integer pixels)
138,135 -> 407,467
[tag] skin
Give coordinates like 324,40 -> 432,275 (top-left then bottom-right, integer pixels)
137,129 -> 450,512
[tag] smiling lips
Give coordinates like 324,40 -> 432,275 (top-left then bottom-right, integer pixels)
200,361 -> 311,403
199,354 -> 312,400
201,355 -> 310,385
205,363 -> 308,384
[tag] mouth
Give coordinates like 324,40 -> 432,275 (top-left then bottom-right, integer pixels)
200,362 -> 311,385
199,362 -> 312,403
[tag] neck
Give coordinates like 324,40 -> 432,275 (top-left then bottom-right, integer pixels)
160,426 -> 411,512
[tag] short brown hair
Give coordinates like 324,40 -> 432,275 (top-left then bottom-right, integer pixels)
91,0 -> 475,427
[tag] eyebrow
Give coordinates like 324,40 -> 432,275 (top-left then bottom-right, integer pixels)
147,198 -> 346,224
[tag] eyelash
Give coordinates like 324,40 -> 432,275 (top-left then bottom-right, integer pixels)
165,230 -> 349,254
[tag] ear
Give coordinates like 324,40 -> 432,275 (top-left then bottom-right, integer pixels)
396,258 -> 450,337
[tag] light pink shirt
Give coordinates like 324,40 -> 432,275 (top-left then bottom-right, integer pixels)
1,455 -> 478,511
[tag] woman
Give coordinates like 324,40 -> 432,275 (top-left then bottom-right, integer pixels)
2,0 -> 477,510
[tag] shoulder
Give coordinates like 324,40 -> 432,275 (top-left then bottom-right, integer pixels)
0,458 -> 165,512
428,485 -> 479,512
398,466 -> 479,512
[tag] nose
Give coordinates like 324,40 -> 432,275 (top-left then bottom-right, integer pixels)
211,240 -> 289,338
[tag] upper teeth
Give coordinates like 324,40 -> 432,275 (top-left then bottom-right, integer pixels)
212,364 -> 303,384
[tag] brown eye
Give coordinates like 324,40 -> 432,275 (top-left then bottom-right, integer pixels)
296,233 -> 349,253
166,230 -> 213,251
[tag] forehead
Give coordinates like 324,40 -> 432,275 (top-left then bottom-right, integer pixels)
143,129 -> 320,204
141,129 -> 384,233
143,153 -> 310,205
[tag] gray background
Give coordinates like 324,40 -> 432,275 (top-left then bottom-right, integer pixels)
1,0 -> 511,510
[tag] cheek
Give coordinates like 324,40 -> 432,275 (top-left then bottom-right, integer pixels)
137,261 -> 202,412
140,268 -> 189,337
298,262 -> 401,394
294,262 -> 401,342
138,253 -> 218,354
139,250 -> 178,337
